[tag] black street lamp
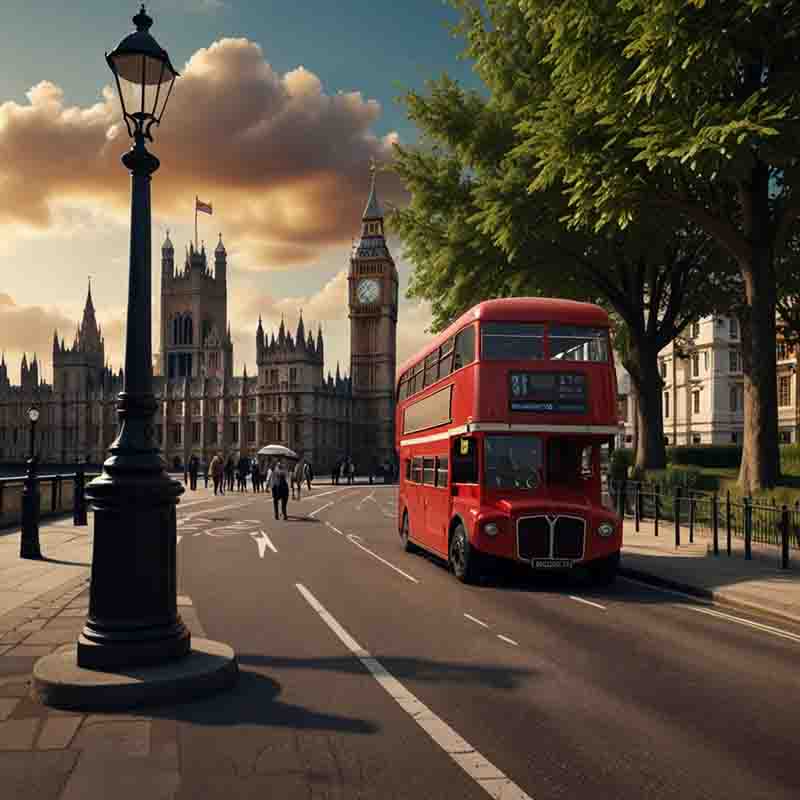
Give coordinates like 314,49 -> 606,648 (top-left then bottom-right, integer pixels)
20,406 -> 42,560
79,5 -> 188,669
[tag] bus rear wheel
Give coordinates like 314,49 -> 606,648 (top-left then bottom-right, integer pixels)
400,511 -> 416,553
449,524 -> 478,584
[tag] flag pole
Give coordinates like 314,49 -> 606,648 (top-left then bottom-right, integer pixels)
194,196 -> 198,251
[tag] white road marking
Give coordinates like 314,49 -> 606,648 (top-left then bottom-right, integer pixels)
299,487 -> 348,502
569,595 -> 607,611
497,634 -> 519,647
356,491 -> 376,511
325,521 -> 345,536
685,605 -> 800,644
309,501 -> 335,518
177,535 -> 182,545
345,534 -> 420,584
464,613 -> 490,629
250,529 -> 278,557
296,584 -> 533,800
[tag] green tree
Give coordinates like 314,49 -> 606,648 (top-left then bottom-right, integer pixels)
452,0 -> 800,490
390,76 -> 730,470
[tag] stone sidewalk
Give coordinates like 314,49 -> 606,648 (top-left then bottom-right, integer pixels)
622,518 -> 800,623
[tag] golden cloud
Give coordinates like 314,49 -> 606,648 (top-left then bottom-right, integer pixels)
0,38 -> 405,269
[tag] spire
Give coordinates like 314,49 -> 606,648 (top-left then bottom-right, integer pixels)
278,315 -> 286,345
335,361 -> 341,381
243,363 -> 248,379
162,229 -> 174,253
215,232 -> 226,256
296,310 -> 305,347
362,158 -> 383,219
53,330 -> 59,352
85,277 -> 94,312
316,324 -> 324,360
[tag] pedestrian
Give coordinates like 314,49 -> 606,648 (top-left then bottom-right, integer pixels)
251,458 -> 260,493
237,453 -> 249,492
225,456 -> 235,492
304,461 -> 313,491
260,457 -> 269,492
201,458 -> 209,489
292,459 -> 305,500
347,458 -> 355,485
267,458 -> 290,520
332,459 -> 339,486
210,453 -> 224,496
189,455 -> 199,491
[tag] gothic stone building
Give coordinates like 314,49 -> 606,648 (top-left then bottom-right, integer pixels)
0,174 -> 398,473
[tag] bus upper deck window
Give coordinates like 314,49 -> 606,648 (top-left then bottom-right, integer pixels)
481,322 -> 545,360
453,326 -> 476,370
549,326 -> 609,362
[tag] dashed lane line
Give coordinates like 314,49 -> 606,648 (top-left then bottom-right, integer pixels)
464,613 -> 490,629
685,605 -> 800,644
309,501 -> 335,518
296,583 -> 533,800
345,534 -> 420,584
497,634 -> 519,647
568,595 -> 607,611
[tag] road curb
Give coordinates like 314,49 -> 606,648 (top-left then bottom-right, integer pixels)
619,566 -> 800,627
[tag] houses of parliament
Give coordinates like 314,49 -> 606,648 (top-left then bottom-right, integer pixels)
0,173 -> 399,472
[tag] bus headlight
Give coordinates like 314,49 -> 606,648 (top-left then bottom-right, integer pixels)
597,521 -> 615,538
484,522 -> 499,537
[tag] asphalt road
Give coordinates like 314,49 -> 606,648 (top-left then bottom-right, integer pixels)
168,481 -> 799,800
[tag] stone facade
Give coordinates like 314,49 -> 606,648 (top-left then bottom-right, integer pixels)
0,174 -> 398,473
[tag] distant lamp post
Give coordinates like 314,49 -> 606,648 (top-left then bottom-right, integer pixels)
20,406 -> 42,560
79,5 -> 188,669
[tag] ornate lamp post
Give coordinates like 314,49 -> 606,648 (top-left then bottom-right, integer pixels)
20,406 -> 42,559
79,5 -> 188,669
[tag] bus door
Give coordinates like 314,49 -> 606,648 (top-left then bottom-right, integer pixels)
423,454 -> 450,553
450,436 -> 479,538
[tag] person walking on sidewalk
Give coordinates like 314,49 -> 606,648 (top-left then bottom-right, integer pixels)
304,460 -> 313,491
267,459 -> 290,520
292,458 -> 305,500
237,453 -> 250,492
210,453 -> 225,496
347,458 -> 355,485
251,458 -> 261,493
225,456 -> 235,492
188,455 -> 199,491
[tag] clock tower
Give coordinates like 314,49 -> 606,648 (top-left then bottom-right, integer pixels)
349,162 -> 399,469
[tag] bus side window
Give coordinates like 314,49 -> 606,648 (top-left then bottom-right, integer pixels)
411,457 -> 423,483
436,455 -> 449,487
453,326 -> 475,371
405,459 -> 411,481
580,445 -> 594,479
452,437 -> 477,483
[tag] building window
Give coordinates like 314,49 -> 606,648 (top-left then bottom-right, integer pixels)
192,401 -> 200,416
703,351 -> 709,371
779,376 -> 791,407
192,422 -> 201,443
779,430 -> 792,444
692,390 -> 700,414
729,318 -> 738,339
664,391 -> 670,418
731,431 -> 739,444
289,368 -> 297,386
729,349 -> 741,373
231,422 -> 239,442
248,398 -> 256,413
692,434 -> 701,444
691,321 -> 700,339
173,425 -> 182,445
659,359 -> 666,379
691,352 -> 700,377
247,420 -> 255,442
231,400 -> 239,415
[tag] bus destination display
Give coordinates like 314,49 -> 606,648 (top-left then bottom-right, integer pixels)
509,372 -> 587,413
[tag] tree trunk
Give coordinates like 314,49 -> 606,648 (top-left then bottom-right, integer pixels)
626,342 -> 667,472
738,258 -> 780,492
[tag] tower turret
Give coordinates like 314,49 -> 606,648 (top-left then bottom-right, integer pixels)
162,229 -> 175,281
215,233 -> 227,283
296,311 -> 305,350
316,325 -> 324,362
256,315 -> 265,361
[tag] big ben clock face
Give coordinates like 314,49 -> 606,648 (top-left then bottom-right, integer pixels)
357,278 -> 380,304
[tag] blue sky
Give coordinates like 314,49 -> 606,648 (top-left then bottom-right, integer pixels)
0,0 -> 483,380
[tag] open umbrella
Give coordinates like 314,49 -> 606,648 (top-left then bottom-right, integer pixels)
257,444 -> 298,459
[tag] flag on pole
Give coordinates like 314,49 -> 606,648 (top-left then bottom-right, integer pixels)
196,198 -> 213,215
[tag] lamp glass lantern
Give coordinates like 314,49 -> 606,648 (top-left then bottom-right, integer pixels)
106,5 -> 179,141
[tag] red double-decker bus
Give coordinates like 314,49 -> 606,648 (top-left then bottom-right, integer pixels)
395,298 -> 621,584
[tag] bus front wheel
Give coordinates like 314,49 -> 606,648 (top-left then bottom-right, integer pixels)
400,511 -> 416,553
449,524 -> 478,584
589,551 -> 620,586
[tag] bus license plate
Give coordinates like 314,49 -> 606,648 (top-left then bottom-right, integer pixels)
532,559 -> 573,569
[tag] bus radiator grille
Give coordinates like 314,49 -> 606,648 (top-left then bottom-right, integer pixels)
553,517 -> 585,560
517,517 -> 550,560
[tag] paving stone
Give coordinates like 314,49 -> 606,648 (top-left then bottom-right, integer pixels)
0,645 -> 14,656
72,719 -> 150,756
0,697 -> 19,721
0,717 -> 39,750
1,632 -> 29,644
15,620 -> 47,633
61,751 -> 180,800
22,628 -> 78,646
6,645 -> 55,658
0,749 -> 79,800
36,716 -> 83,750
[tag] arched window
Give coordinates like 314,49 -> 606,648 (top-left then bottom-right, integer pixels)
172,316 -> 179,345
184,315 -> 193,345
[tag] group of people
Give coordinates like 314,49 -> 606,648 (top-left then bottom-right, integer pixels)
331,457 -> 356,485
184,452 -> 314,521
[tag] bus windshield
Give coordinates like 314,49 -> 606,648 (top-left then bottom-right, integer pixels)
484,435 -> 544,490
549,325 -> 609,362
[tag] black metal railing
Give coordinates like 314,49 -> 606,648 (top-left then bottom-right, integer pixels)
607,480 -> 799,570
0,471 -> 98,530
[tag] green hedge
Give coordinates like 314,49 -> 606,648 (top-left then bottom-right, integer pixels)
667,445 -> 742,468
610,448 -> 634,481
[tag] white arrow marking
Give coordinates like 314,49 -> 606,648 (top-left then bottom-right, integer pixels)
251,529 -> 278,557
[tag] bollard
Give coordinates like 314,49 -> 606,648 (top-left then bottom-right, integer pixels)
689,492 -> 695,544
674,486 -> 681,547
634,483 -> 640,532
726,491 -> 732,556
73,466 -> 87,526
781,505 -> 790,570
712,492 -> 719,556
744,496 -> 752,560
20,458 -> 42,559
654,490 -> 660,537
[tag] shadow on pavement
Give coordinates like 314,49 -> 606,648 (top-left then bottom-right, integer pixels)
237,653 -> 536,691
146,668 -> 379,734
38,556 -> 91,567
